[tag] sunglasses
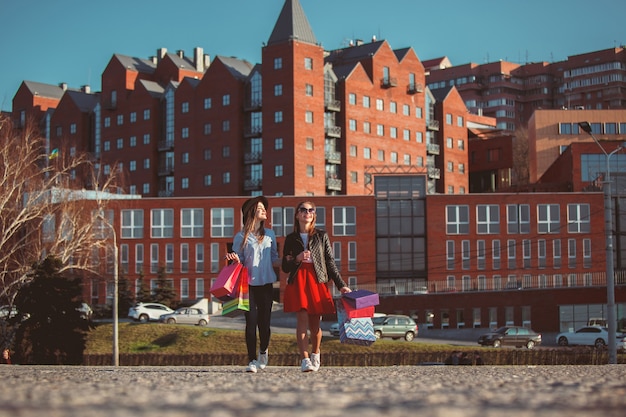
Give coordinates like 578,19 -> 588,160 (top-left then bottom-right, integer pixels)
298,207 -> 315,214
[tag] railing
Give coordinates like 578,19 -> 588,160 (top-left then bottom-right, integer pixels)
427,119 -> 440,131
325,150 -> 342,164
352,271 -> 626,296
158,140 -> 174,151
426,143 -> 440,155
380,77 -> 398,88
428,167 -> 440,179
244,178 -> 262,191
325,99 -> 341,112
244,126 -> 262,137
326,177 -> 342,191
407,83 -> 424,94
325,126 -> 341,138
244,152 -> 262,163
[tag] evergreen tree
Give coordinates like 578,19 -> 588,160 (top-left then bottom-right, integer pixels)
135,272 -> 151,303
152,266 -> 177,308
13,256 -> 89,364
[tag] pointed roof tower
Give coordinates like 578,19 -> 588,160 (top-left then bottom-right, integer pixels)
267,0 -> 317,46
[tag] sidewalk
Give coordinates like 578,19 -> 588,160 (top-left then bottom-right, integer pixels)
0,364 -> 625,417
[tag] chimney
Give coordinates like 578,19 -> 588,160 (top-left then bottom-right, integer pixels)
203,54 -> 210,70
150,56 -> 157,64
356,39 -> 364,46
177,50 -> 184,58
81,85 -> 91,94
157,48 -> 167,61
194,47 -> 204,71
59,82 -> 68,91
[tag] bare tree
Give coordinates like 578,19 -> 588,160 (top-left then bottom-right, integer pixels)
0,115 -> 122,306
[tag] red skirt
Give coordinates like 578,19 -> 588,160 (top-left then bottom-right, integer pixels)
283,263 -> 335,315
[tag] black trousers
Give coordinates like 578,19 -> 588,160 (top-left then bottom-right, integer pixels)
245,283 -> 274,362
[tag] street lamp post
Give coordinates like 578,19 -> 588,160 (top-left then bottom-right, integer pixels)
578,121 -> 623,364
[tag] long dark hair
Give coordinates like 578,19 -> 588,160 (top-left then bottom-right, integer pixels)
241,200 -> 266,249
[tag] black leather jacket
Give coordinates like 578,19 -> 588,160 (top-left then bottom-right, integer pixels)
281,229 -> 347,290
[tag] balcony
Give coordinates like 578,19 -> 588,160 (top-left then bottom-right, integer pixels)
380,77 -> 398,88
326,177 -> 342,191
158,190 -> 174,197
158,140 -> 174,151
244,178 -> 262,191
158,164 -> 174,176
426,143 -> 440,155
244,98 -> 262,111
325,150 -> 342,164
244,151 -> 262,164
244,126 -> 263,138
426,119 -> 440,131
428,167 -> 440,179
325,99 -> 341,112
325,125 -> 341,138
406,83 -> 424,94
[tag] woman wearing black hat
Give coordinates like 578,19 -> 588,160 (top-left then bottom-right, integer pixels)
225,196 -> 280,373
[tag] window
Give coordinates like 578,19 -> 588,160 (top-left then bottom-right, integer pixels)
143,109 -> 151,120
222,120 -> 230,131
274,84 -> 282,96
462,240 -> 470,269
348,93 -> 356,105
274,111 -> 283,123
568,203 -> 590,233
117,114 -> 124,125
196,278 -> 204,298
196,243 -> 204,272
135,243 -> 144,273
477,240 -> 486,270
211,208 -> 234,237
508,239 -> 516,269
271,207 -> 295,237
204,98 -> 212,109
376,99 -> 384,111
538,239 -> 546,268
165,243 -> 174,272
349,119 -> 357,131
306,165 -> 314,177
274,57 -> 282,69
150,243 -> 158,273
348,241 -> 357,271
538,204 -> 560,234
507,204 -> 530,234
364,147 -> 371,159
583,238 -> 592,268
304,57 -> 313,69
151,209 -> 173,238
446,241 -> 455,269
457,116 -> 464,127
333,207 -> 356,236
181,127 -> 189,138
223,172 -> 230,184
222,94 -> 230,106
180,278 -> 189,299
390,102 -> 397,113
275,138 -> 283,150
523,239 -> 531,268
568,239 -> 576,268
377,125 -> 384,136
306,137 -> 314,150
363,121 -> 371,134
275,165 -> 283,177
477,205 -> 500,234
363,96 -> 370,108
180,244 -> 189,273
181,102 -> 189,113
305,84 -> 313,96
492,240 -> 501,269
446,205 -> 469,234
181,208 -> 204,238
446,113 -> 452,125
121,209 -> 144,238
305,111 -> 313,123
553,239 -> 562,268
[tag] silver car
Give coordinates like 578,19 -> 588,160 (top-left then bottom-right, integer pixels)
159,307 -> 209,326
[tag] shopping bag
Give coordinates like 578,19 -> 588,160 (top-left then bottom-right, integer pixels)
210,263 -> 244,301
221,268 -> 250,317
341,298 -> 375,319
339,318 -> 376,346
342,289 -> 380,309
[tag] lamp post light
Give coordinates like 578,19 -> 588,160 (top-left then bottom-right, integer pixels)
578,121 -> 624,364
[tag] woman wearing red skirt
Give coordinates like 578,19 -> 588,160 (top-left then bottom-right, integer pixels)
282,201 -> 351,372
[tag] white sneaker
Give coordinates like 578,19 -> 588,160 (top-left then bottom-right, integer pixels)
301,358 -> 314,372
245,360 -> 258,373
310,352 -> 320,371
258,351 -> 268,370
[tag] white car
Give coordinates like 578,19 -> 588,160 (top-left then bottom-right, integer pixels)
556,326 -> 626,350
159,307 -> 209,326
128,302 -> 174,323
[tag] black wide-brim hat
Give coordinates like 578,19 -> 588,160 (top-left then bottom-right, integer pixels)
241,196 -> 269,216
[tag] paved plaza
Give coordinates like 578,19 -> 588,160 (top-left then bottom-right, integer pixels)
1,364 -> 625,417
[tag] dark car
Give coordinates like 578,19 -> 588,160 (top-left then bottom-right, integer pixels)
477,326 -> 541,349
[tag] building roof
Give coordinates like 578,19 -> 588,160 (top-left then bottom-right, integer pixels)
65,90 -> 100,112
138,80 -> 165,98
325,40 -> 385,66
114,54 -> 156,75
22,81 -> 67,99
267,0 -> 317,46
216,56 -> 254,80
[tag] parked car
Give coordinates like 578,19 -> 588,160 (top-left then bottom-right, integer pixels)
329,322 -> 340,336
477,326 -> 542,349
159,307 -> 209,326
128,302 -> 174,323
556,326 -> 626,350
372,314 -> 418,341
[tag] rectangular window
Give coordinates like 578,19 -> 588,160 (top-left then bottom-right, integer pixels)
462,240 -> 470,270
196,243 -> 204,272
567,203 -> 591,233
204,98 -> 212,109
583,238 -> 591,268
538,239 -> 546,268
523,239 -> 531,268
477,205 -> 500,234
165,243 -> 174,273
151,209 -> 174,238
492,240 -> 501,269
271,207 -> 295,237
333,242 -> 341,269
150,243 -> 159,273
538,204 -> 560,233
211,242 -> 220,273
120,244 -> 129,274
446,240 -> 455,269
477,240 -> 486,270
553,239 -> 562,268
121,209 -> 144,238
180,244 -> 189,273
211,208 -> 234,237
507,204 -> 530,234
135,243 -> 144,274
196,278 -> 204,298
181,208 -> 204,238
446,205 -> 469,234
568,239 -> 576,268
180,278 -> 189,299
333,207 -> 356,236
507,239 -> 516,269
348,241 -> 357,271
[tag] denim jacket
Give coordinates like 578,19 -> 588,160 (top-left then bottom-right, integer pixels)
281,229 -> 347,290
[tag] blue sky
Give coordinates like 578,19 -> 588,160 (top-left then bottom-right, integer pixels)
1,0 -> 624,112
